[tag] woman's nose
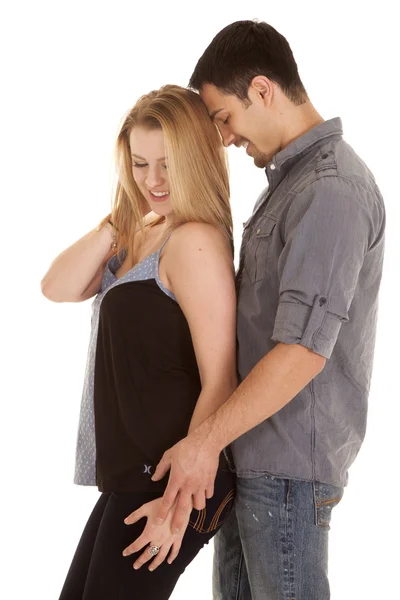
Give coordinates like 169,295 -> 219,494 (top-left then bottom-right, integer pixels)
145,167 -> 164,188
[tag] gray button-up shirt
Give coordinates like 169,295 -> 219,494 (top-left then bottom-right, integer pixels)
232,118 -> 385,488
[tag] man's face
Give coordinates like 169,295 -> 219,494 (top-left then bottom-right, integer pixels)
200,83 -> 281,169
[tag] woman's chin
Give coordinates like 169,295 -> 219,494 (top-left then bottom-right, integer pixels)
147,202 -> 174,218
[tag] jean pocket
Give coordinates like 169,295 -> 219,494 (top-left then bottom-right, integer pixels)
313,481 -> 344,530
189,488 -> 235,534
245,215 -> 277,283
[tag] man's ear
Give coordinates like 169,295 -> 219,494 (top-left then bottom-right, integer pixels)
249,76 -> 273,106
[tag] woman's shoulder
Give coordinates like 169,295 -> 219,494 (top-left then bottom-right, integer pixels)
168,221 -> 230,252
163,222 -> 233,283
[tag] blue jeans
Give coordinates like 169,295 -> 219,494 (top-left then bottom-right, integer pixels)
213,474 -> 344,600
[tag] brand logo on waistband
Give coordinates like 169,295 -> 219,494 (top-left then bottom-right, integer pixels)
143,464 -> 153,475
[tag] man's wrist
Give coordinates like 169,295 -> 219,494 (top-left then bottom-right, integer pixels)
191,413 -> 226,455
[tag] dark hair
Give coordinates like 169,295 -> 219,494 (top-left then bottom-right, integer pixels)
189,20 -> 307,106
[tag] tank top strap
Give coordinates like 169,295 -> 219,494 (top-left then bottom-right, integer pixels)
157,233 -> 173,255
154,224 -> 187,302
156,223 -> 186,256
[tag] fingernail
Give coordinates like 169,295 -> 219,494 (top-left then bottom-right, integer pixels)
133,564 -> 139,570
148,566 -> 154,571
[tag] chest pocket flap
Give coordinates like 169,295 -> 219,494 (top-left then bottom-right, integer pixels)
255,215 -> 277,238
246,215 -> 277,283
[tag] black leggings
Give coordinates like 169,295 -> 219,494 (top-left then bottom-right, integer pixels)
58,470 -> 235,600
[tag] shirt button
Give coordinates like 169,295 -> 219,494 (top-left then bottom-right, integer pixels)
319,296 -> 327,306
256,228 -> 261,234
270,164 -> 276,170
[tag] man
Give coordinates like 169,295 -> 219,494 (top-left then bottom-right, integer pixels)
152,20 -> 385,599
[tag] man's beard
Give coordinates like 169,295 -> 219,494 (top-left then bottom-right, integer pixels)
253,150 -> 270,169
246,139 -> 270,169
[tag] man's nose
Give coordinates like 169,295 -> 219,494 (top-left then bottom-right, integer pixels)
222,132 -> 236,148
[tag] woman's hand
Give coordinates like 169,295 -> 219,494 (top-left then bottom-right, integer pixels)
122,497 -> 192,571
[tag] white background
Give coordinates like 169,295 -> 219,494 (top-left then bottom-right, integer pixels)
1,1 -> 399,598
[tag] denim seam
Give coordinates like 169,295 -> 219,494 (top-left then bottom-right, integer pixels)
312,481 -> 319,527
235,549 -> 245,600
283,479 -> 296,600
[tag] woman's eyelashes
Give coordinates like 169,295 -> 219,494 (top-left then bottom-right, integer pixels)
223,116 -> 230,125
132,162 -> 168,170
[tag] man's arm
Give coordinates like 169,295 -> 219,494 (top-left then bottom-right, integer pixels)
196,342 -> 325,451
152,342 -> 325,530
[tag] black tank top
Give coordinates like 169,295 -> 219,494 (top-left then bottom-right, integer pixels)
93,240 -> 206,493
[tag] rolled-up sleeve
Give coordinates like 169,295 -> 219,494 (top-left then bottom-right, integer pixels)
271,177 -> 374,358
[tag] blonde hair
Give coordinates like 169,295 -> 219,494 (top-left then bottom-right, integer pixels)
111,85 -> 232,257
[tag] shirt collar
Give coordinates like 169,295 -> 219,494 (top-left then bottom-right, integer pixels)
265,117 -> 343,188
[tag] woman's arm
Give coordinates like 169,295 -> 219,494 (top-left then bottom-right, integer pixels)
164,221 -> 237,451
123,222 -> 237,569
41,219 -> 117,303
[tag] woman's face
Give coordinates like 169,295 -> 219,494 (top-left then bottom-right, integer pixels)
129,127 -> 173,217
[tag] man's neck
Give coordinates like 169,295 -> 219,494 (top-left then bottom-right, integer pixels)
280,100 -> 324,151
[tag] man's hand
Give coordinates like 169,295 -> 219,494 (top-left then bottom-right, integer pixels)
151,428 -> 220,532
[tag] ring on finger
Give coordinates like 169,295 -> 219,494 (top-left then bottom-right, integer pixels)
148,544 -> 161,557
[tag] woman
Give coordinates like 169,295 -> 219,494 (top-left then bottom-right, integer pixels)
41,85 -> 237,599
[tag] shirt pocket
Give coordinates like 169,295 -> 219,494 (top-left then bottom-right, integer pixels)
245,215 -> 277,283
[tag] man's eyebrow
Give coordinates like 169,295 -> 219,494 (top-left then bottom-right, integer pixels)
210,108 -> 224,121
131,154 -> 166,161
